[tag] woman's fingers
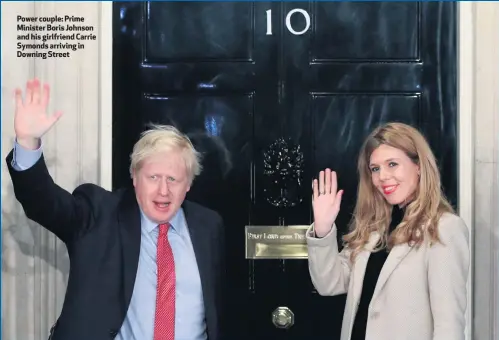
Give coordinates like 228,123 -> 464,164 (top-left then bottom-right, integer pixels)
313,169 -> 340,200
331,171 -> 337,197
319,170 -> 324,195
325,168 -> 331,194
334,190 -> 344,211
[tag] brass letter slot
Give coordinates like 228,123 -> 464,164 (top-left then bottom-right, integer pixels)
245,225 -> 310,259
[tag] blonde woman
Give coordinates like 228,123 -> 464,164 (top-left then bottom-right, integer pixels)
306,122 -> 469,340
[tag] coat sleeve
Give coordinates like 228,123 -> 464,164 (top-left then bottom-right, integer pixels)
427,214 -> 470,340
306,223 -> 353,295
6,149 -> 99,244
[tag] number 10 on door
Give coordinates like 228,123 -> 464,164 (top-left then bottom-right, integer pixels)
266,9 -> 311,36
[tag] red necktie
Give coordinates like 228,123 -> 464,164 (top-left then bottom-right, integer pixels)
154,223 -> 176,340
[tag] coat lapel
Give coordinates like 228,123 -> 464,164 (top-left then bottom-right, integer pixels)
182,201 -> 213,307
371,242 -> 413,302
117,188 -> 142,315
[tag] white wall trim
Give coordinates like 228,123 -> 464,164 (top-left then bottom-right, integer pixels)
469,3 -> 499,340
457,3 -> 474,340
99,1 -> 113,191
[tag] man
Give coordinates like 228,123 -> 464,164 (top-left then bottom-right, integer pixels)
6,78 -> 226,340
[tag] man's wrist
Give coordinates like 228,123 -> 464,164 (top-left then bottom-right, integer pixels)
17,137 -> 41,150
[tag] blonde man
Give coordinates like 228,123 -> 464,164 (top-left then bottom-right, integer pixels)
307,122 -> 469,340
6,79 -> 226,340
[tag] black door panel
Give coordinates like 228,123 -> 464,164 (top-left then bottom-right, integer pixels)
113,2 -> 457,339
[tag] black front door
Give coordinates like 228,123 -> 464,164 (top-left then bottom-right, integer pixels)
112,2 -> 457,339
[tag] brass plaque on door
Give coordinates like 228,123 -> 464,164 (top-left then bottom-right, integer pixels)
245,225 -> 309,259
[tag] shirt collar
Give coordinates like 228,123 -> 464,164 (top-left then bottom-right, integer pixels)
139,207 -> 184,234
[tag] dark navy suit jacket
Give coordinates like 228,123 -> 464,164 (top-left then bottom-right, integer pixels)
6,150 -> 226,340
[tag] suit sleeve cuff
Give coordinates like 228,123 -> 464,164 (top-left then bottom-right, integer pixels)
12,139 -> 43,171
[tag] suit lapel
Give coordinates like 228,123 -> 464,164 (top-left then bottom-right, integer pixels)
182,201 -> 213,307
116,196 -> 214,319
117,188 -> 142,314
371,242 -> 413,302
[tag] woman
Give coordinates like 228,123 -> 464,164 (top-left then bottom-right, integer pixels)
306,122 -> 469,340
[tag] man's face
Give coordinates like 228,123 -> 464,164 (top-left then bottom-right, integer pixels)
133,150 -> 191,224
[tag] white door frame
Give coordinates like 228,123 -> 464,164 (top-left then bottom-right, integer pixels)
98,3 -> 477,339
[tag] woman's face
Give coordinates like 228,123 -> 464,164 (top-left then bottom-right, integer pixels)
369,144 -> 420,206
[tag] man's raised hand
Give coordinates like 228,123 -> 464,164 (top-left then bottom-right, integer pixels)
14,78 -> 62,149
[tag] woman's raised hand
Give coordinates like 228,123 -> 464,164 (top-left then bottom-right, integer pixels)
312,168 -> 343,237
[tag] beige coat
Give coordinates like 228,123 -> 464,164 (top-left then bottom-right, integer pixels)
306,212 -> 469,340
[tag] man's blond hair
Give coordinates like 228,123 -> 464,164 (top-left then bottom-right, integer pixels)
129,124 -> 202,183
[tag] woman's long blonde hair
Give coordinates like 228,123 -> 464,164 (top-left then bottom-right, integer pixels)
343,122 -> 454,261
